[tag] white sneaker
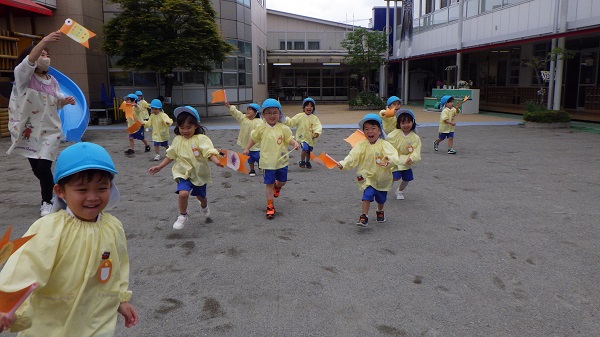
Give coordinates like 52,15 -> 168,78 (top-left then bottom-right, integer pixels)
395,190 -> 405,200
172,214 -> 188,230
200,204 -> 210,217
153,154 -> 161,161
40,201 -> 53,217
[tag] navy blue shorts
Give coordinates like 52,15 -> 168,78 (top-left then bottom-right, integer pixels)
362,186 -> 388,204
438,132 -> 454,140
263,166 -> 288,185
393,169 -> 414,181
176,178 -> 207,197
247,150 -> 260,164
129,127 -> 145,140
300,142 -> 313,153
154,141 -> 168,147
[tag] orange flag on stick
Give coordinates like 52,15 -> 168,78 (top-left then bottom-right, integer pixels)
59,18 -> 96,48
310,152 -> 339,169
343,129 -> 367,148
119,101 -> 135,120
211,90 -> 227,103
219,150 -> 249,174
0,283 -> 37,317
0,226 -> 36,267
126,120 -> 143,134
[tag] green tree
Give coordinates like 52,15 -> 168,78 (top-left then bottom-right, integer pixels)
522,47 -> 575,105
341,27 -> 388,92
102,0 -> 234,104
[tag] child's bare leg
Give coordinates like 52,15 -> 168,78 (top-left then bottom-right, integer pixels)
301,150 -> 308,162
249,162 -> 255,171
128,138 -> 134,150
266,184 -> 274,200
196,195 -> 208,208
448,137 -> 454,148
142,139 -> 149,146
362,200 -> 370,215
154,145 -> 160,155
377,203 -> 384,211
275,181 -> 286,189
178,190 -> 190,214
398,180 -> 409,192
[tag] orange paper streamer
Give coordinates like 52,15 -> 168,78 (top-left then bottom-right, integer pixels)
343,129 -> 367,148
119,101 -> 135,120
211,90 -> 227,103
219,149 -> 249,174
0,226 -> 35,267
310,152 -> 339,169
127,120 -> 143,134
0,283 -> 37,316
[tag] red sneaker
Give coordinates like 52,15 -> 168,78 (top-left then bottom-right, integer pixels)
266,205 -> 275,219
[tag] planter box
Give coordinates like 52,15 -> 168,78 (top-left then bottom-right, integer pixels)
524,121 -> 571,129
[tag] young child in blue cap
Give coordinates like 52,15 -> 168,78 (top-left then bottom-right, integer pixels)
336,114 -> 400,227
387,109 -> 422,200
224,100 -> 263,176
379,96 -> 402,134
123,93 -> 151,155
149,106 -> 223,230
433,95 -> 468,154
243,99 -> 299,219
0,142 -> 138,335
285,97 -> 322,169
134,90 -> 150,121
144,99 -> 173,161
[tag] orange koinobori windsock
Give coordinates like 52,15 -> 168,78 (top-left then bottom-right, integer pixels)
343,129 -> 367,148
0,226 -> 35,267
0,283 -> 38,317
127,120 -> 143,134
211,90 -> 227,104
59,18 -> 96,48
219,150 -> 249,174
310,152 -> 339,169
119,101 -> 135,120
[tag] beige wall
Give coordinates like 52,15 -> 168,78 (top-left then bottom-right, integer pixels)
251,0 -> 268,101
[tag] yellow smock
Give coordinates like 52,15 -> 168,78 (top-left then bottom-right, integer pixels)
137,99 -> 150,120
144,111 -> 173,142
0,210 -> 132,337
387,130 -> 422,171
228,105 -> 262,151
285,113 -> 322,147
378,109 -> 397,135
438,107 -> 460,133
339,138 -> 400,191
166,134 -> 219,186
250,123 -> 294,170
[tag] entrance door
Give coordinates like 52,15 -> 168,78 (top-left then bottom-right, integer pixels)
577,50 -> 598,108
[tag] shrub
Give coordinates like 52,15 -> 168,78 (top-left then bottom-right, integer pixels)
349,91 -> 385,108
523,109 -> 571,123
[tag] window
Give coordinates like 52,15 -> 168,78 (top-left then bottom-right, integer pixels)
207,72 -> 222,86
294,41 -> 305,50
258,47 -> 266,84
223,73 -> 238,86
182,72 -> 205,85
223,57 -> 237,70
307,41 -> 320,50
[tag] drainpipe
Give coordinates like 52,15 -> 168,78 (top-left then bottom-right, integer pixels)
404,61 -> 409,104
547,0 -> 560,109
553,0 -> 567,110
456,0 -> 464,88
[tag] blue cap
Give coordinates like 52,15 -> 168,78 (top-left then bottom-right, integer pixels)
261,98 -> 285,123
440,95 -> 453,108
126,93 -> 138,101
150,99 -> 163,109
54,142 -> 118,183
134,90 -> 143,96
174,105 -> 200,122
386,96 -> 401,107
395,108 -> 415,121
302,97 -> 317,114
248,103 -> 261,117
358,113 -> 386,140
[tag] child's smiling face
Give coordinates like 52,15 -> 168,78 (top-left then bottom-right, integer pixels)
303,102 -> 315,115
389,101 -> 401,110
262,107 -> 280,126
362,121 -> 382,144
151,108 -> 161,115
245,107 -> 257,119
178,120 -> 197,138
400,119 -> 414,134
54,172 -> 111,222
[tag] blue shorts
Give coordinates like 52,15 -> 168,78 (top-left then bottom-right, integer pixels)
129,127 -> 145,140
263,166 -> 288,185
154,141 -> 168,147
393,169 -> 414,181
438,132 -> 454,140
176,178 -> 207,197
300,142 -> 313,153
247,150 -> 260,164
362,186 -> 388,204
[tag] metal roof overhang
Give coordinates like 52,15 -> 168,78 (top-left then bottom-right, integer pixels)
0,0 -> 52,16
267,52 -> 347,64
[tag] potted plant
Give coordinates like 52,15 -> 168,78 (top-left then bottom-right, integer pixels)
522,101 -> 571,129
436,80 -> 443,89
348,91 -> 385,110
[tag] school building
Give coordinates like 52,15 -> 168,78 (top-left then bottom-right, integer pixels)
387,0 -> 600,122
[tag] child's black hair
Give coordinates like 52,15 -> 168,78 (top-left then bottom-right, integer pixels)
363,120 -> 381,129
174,112 -> 205,135
446,97 -> 455,103
303,101 -> 315,109
57,169 -> 114,186
396,113 -> 417,132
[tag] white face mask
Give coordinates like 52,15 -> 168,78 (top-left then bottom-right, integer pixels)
36,57 -> 51,72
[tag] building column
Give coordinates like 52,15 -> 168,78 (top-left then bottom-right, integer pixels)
553,0 -> 568,110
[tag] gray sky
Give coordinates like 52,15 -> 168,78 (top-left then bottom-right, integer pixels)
266,0 -> 389,27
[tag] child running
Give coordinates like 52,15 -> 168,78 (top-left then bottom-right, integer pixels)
144,98 -> 173,161
379,96 -> 402,135
149,106 -> 222,230
285,97 -> 322,169
243,99 -> 299,219
134,90 -> 150,121
433,95 -> 468,154
0,142 -> 138,335
122,93 -> 151,155
224,101 -> 263,176
337,113 -> 400,227
386,109 -> 422,200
